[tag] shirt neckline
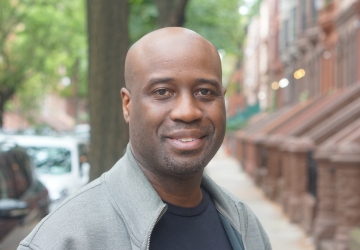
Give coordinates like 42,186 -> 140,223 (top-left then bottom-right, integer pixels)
163,187 -> 210,217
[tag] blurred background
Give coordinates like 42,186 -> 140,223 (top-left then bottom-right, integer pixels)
1,0 -> 360,249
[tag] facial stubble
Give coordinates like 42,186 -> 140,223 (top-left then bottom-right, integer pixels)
160,135 -> 214,175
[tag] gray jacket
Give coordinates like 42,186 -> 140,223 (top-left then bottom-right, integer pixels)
18,146 -> 271,250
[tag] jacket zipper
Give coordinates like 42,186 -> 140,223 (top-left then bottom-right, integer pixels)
146,204 -> 167,250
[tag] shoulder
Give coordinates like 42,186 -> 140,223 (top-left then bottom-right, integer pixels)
18,177 -> 129,250
222,188 -> 272,250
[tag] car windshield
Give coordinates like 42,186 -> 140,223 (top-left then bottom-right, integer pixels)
25,147 -> 71,174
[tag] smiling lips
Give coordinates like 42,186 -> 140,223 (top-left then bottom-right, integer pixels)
165,130 -> 207,151
177,138 -> 197,142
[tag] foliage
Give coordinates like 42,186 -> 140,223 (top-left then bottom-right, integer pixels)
132,0 -> 245,55
1,0 -> 263,127
0,0 -> 87,122
185,0 -> 243,55
186,0 -> 263,57
247,0 -> 263,17
129,0 -> 158,45
227,80 -> 242,96
128,0 -> 247,56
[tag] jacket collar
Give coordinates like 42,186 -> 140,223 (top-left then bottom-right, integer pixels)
102,144 -> 242,249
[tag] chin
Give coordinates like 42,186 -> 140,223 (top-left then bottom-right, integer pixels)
163,153 -> 210,176
168,164 -> 204,176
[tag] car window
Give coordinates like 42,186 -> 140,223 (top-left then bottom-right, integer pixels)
26,147 -> 71,174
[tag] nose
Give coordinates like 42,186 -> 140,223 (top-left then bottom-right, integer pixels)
170,94 -> 203,123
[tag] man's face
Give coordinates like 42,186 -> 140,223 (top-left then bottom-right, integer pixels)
123,37 -> 226,177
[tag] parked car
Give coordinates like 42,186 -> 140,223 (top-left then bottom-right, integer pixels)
0,135 -> 91,210
0,146 -> 50,249
72,124 -> 90,139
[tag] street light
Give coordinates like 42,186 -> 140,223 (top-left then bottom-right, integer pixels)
294,69 -> 306,79
279,78 -> 289,88
258,91 -> 266,100
271,82 -> 280,90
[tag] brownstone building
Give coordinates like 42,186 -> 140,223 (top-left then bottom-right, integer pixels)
229,0 -> 360,249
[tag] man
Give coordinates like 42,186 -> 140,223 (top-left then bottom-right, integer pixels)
18,28 -> 271,250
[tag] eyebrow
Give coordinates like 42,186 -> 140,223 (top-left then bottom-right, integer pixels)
196,78 -> 221,87
147,77 -> 221,87
148,77 -> 174,86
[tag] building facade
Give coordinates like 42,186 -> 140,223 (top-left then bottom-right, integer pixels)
234,0 -> 360,249
243,0 -> 360,109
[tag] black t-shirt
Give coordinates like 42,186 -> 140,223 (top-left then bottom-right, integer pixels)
149,187 -> 233,250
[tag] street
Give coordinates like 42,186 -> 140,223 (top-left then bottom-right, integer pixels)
205,147 -> 315,250
0,219 -> 40,250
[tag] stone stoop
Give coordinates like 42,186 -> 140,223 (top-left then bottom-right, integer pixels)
301,194 -> 316,234
349,227 -> 360,250
319,240 -> 335,250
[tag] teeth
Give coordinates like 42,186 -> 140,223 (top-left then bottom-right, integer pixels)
178,138 -> 196,142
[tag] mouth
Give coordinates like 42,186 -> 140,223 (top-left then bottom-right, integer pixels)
176,138 -> 200,142
165,130 -> 208,151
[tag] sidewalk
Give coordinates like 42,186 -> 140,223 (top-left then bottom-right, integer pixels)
205,147 -> 315,250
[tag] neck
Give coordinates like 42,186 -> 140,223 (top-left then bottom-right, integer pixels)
139,165 -> 204,208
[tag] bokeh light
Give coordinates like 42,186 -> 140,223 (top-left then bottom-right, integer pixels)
271,82 -> 280,90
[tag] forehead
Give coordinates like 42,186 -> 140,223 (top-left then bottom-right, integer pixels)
133,37 -> 221,84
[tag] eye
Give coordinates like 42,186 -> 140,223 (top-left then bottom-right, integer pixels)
200,89 -> 210,95
157,89 -> 167,95
196,89 -> 212,96
153,88 -> 173,99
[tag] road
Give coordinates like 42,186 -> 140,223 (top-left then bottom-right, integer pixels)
0,219 -> 40,250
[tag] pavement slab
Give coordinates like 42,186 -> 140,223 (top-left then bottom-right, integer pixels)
205,147 -> 315,250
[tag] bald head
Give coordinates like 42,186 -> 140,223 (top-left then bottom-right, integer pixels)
120,27 -> 226,178
124,27 -> 221,91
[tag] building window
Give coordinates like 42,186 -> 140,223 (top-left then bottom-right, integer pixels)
284,19 -> 289,48
302,1 -> 307,32
291,7 -> 297,41
348,33 -> 357,86
337,41 -> 344,89
312,0 -> 319,21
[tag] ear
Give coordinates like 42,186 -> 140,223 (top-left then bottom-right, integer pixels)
121,87 -> 131,124
222,86 -> 227,96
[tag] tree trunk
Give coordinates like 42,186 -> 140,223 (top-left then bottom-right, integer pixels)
154,0 -> 188,28
0,95 -> 5,128
87,0 -> 129,180
0,89 -> 15,128
71,59 -> 80,124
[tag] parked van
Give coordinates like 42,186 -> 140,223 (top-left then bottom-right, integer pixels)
0,135 -> 90,210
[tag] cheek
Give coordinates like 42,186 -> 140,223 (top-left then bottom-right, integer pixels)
204,101 -> 226,126
130,100 -> 169,134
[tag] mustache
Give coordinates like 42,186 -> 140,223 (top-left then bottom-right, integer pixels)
161,122 -> 213,135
